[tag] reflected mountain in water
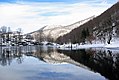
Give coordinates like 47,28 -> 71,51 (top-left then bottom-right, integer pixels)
0,46 -> 119,80
34,47 -> 88,69
0,46 -> 88,69
57,48 -> 119,80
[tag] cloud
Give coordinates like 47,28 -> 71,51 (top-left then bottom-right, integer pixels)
0,0 -> 115,33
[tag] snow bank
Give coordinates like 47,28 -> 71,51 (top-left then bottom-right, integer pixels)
57,42 -> 119,50
57,43 -> 105,50
105,43 -> 119,49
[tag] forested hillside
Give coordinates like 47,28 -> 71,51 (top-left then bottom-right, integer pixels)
56,2 -> 119,44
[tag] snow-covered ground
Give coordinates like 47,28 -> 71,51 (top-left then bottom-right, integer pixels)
57,42 -> 119,50
57,43 -> 104,50
105,42 -> 119,48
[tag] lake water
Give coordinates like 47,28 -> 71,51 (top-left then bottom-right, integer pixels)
0,46 -> 119,80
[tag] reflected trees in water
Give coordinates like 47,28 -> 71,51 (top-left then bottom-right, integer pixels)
58,48 -> 119,80
0,46 -> 119,80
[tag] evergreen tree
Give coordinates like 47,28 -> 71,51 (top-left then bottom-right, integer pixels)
81,29 -> 87,44
86,28 -> 90,37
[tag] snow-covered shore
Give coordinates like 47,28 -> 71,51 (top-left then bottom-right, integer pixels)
57,42 -> 119,50
105,43 -> 119,49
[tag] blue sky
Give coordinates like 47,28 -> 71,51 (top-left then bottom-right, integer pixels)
0,0 -> 117,3
0,0 -> 118,33
0,0 -> 85,3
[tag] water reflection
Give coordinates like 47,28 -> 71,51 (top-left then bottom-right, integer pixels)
0,46 -> 36,66
0,46 -> 119,80
34,47 -> 89,69
58,48 -> 119,80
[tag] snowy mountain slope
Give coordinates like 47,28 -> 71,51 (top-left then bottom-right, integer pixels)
56,2 -> 119,44
29,16 -> 94,42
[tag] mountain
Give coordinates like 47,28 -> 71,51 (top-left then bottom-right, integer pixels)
28,16 -> 94,42
56,2 -> 119,44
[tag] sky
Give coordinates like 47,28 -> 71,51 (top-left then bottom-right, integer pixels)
0,0 -> 118,34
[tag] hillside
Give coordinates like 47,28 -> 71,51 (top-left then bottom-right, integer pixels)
56,2 -> 119,44
28,16 -> 94,42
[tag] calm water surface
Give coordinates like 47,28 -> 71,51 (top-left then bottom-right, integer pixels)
0,46 -> 119,80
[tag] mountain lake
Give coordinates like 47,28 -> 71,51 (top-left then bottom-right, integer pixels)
0,45 -> 119,80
